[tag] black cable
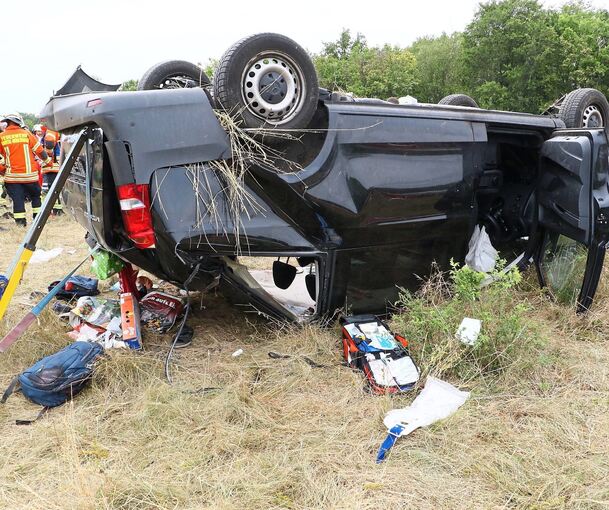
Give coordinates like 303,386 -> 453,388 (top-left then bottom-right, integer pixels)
164,263 -> 200,384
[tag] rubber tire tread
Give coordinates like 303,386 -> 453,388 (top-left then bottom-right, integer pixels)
214,33 -> 319,130
138,60 -> 211,91
559,88 -> 609,136
438,93 -> 479,107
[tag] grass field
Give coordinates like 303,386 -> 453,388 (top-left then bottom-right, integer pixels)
1,209 -> 609,509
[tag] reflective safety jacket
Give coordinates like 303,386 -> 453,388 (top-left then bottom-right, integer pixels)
0,125 -> 50,183
41,130 -> 60,174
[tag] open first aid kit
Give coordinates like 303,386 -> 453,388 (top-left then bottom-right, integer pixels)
340,314 -> 419,394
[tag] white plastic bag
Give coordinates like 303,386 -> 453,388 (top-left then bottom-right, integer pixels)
456,317 -> 482,346
398,95 -> 418,104
30,247 -> 63,264
384,377 -> 470,437
465,225 -> 498,273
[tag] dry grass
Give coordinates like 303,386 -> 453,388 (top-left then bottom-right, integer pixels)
1,212 -> 609,509
175,111 -> 304,255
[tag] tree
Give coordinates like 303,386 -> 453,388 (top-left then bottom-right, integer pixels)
121,79 -> 138,91
314,30 -> 418,99
461,0 -> 563,112
553,2 -> 609,98
320,29 -> 366,60
203,58 -> 218,80
409,33 -> 465,103
19,112 -> 39,129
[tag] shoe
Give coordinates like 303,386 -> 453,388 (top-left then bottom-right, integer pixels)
15,218 -> 26,227
172,324 -> 193,348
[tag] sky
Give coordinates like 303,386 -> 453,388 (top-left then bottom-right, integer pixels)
2,0 -> 608,114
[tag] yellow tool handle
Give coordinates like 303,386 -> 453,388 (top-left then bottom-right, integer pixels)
0,249 -> 33,322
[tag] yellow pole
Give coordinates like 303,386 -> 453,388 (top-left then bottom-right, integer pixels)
0,249 -> 33,321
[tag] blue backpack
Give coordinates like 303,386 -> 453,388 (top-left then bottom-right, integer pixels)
1,341 -> 104,424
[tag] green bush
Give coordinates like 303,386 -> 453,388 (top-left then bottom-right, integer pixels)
392,261 -> 541,383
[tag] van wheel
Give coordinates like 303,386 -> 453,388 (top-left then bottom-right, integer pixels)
438,94 -> 479,107
214,33 -> 319,131
138,60 -> 211,91
559,88 -> 609,136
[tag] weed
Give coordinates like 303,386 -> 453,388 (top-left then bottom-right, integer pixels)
393,261 -> 541,383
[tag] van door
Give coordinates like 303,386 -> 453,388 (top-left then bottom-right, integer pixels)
536,129 -> 609,312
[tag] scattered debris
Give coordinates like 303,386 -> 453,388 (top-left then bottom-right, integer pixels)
120,292 -> 142,350
91,249 -> 125,280
49,275 -> 99,300
30,247 -> 63,264
232,348 -> 244,357
456,317 -> 482,346
377,377 -> 470,462
174,324 -> 194,349
267,351 -> 327,368
52,301 -> 72,315
465,225 -> 498,273
140,291 -> 184,332
136,275 -> 154,295
69,296 -> 120,330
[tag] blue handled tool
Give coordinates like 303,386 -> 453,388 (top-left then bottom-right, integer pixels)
376,423 -> 405,463
0,249 -> 96,353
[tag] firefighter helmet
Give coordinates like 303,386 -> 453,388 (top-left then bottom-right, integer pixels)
0,113 -> 25,127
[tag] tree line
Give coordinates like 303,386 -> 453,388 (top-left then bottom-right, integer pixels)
314,0 -> 609,113
23,0 -> 607,121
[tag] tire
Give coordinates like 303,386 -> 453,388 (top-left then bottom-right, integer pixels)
559,88 -> 609,136
137,60 -> 211,91
213,33 -> 319,130
438,94 -> 479,108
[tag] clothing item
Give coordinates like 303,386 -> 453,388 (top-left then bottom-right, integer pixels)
41,130 -> 60,174
0,125 -> 50,183
4,182 -> 41,220
43,172 -> 62,211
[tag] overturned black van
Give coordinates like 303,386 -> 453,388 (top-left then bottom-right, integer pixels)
40,34 -> 609,321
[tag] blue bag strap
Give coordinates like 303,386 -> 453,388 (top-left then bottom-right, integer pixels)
15,406 -> 50,426
1,376 -> 19,404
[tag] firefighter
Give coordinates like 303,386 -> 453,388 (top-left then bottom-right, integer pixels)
0,113 -> 52,226
39,125 -> 63,215
32,124 -> 45,189
0,120 -> 7,214
41,124 -> 61,164
33,123 -> 43,141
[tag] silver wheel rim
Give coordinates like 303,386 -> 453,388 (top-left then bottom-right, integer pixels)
240,52 -> 305,125
582,104 -> 604,128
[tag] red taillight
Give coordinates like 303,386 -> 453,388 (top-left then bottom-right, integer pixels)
116,183 -> 156,249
